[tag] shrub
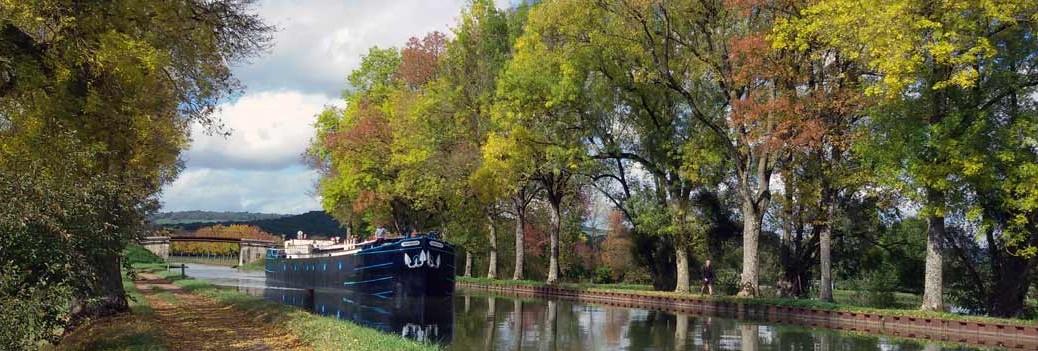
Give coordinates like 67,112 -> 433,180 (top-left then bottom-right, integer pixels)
593,266 -> 614,284
0,267 -> 72,349
715,268 -> 741,295
846,267 -> 899,308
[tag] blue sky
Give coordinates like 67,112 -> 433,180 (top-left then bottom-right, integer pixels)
160,0 -> 510,214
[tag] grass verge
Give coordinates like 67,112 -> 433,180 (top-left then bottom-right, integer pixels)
456,276 -> 1036,326
44,272 -> 165,351
155,271 -> 438,351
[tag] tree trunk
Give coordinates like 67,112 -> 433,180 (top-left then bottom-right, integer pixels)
487,218 -> 498,279
819,219 -> 833,302
920,194 -> 945,311
464,251 -> 473,277
546,202 -> 561,285
740,324 -> 759,351
513,209 -> 525,280
988,265 -> 1032,317
484,297 -> 497,349
71,252 -> 128,323
738,201 -> 762,297
777,174 -> 804,298
674,247 -> 690,293
818,332 -> 832,351
675,313 -> 689,349
545,300 -> 558,350
513,299 -> 524,350
987,253 -> 1034,317
920,67 -> 947,312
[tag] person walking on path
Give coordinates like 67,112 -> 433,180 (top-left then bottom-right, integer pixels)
701,259 -> 715,295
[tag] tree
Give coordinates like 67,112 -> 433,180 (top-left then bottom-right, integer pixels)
762,4 -> 872,301
490,11 -> 601,283
437,0 -> 530,279
785,0 -> 1038,311
309,41 -> 455,234
601,210 -> 636,282
504,0 -> 733,292
522,0 -> 798,296
0,0 -> 270,345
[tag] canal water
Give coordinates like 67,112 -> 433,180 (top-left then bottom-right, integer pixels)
182,264 -> 989,351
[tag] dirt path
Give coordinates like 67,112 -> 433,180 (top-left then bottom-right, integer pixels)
134,273 -> 311,351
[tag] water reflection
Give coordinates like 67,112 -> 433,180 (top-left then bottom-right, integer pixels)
182,265 -> 988,351
261,285 -> 454,344
446,292 -> 986,351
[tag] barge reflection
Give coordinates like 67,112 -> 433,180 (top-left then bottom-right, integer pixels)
262,282 -> 454,344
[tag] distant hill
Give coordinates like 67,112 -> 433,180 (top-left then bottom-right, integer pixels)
150,211 -> 287,225
156,210 -> 344,239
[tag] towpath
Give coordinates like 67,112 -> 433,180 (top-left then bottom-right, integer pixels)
134,273 -> 311,351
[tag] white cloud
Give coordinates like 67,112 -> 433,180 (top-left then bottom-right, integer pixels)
161,167 -> 321,214
235,0 -> 498,96
162,0 -> 516,213
183,91 -> 336,170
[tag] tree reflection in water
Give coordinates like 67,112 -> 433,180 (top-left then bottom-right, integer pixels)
243,279 -> 990,351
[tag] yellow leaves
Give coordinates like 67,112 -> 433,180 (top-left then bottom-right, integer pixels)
781,0 -> 1036,99
960,156 -> 984,177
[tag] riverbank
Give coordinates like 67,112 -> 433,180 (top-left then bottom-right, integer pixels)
51,266 -> 437,351
457,277 -> 1038,349
456,276 -> 1022,324
152,270 -> 437,351
236,257 -> 266,271
43,271 -> 166,351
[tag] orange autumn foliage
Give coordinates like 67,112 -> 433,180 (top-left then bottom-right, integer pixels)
398,31 -> 447,89
189,224 -> 280,242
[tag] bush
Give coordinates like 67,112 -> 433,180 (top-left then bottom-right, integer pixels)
593,266 -> 613,284
846,267 -> 899,308
0,267 -> 72,350
715,268 -> 741,295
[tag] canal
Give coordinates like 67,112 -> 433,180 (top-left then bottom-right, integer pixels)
182,264 -> 989,350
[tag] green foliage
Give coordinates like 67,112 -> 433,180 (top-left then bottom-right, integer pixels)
714,269 -> 742,296
304,0 -> 1038,319
845,266 -> 901,309
0,1 -> 271,347
0,267 -> 72,350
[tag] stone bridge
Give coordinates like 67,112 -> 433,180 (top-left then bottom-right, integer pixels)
138,236 -> 277,266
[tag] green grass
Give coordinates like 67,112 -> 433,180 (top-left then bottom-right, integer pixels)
123,272 -> 155,316
456,276 -> 1036,326
156,271 -> 438,351
237,257 -> 266,272
124,244 -> 165,265
831,289 -> 922,309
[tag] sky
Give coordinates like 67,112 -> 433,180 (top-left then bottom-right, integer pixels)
160,0 -> 511,214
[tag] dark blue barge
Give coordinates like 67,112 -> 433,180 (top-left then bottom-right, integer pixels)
265,235 -> 456,298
